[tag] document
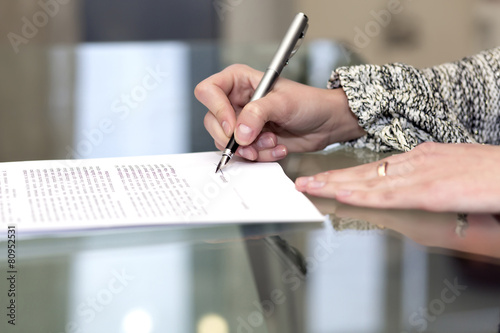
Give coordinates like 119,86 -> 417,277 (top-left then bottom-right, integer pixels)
0,152 -> 324,233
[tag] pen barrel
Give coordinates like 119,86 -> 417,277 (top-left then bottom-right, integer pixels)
268,12 -> 308,74
250,69 -> 280,103
226,135 -> 239,153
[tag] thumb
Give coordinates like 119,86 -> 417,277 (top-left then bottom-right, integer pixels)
234,92 -> 287,146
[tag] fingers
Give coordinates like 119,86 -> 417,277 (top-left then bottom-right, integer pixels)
297,158 -> 393,184
197,64 -> 296,162
296,150 -> 423,185
294,153 -> 424,208
196,64 -> 288,152
294,143 -> 456,211
333,185 -> 436,211
234,97 -> 277,145
247,145 -> 288,162
195,68 -> 238,136
295,142 -> 500,213
195,64 -> 262,144
204,112 -> 229,149
206,106 -> 289,161
232,82 -> 294,147
295,173 -> 427,210
237,132 -> 288,162
237,146 -> 287,162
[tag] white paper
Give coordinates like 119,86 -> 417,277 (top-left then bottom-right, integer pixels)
0,152 -> 323,232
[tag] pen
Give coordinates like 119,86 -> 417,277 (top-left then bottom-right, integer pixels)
215,12 -> 309,173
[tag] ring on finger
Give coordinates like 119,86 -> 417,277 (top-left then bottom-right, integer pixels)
377,161 -> 388,177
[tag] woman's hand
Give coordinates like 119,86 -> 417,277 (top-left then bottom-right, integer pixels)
296,142 -> 500,213
195,64 -> 365,162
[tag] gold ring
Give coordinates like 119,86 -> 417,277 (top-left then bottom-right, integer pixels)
377,161 -> 388,177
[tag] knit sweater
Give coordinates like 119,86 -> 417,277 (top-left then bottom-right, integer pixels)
328,46 -> 500,152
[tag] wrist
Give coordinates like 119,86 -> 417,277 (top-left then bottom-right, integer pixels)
323,88 -> 366,144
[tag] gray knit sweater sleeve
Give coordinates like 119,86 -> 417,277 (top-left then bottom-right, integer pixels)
328,47 -> 500,152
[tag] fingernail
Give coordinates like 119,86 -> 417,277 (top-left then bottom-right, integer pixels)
222,121 -> 231,137
238,147 -> 254,160
256,136 -> 275,149
295,177 -> 309,187
236,124 -> 253,143
309,181 -> 326,189
271,147 -> 287,158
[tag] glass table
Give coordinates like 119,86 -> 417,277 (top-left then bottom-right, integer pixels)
1,41 -> 499,333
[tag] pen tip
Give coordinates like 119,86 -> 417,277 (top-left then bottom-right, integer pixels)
216,153 -> 231,173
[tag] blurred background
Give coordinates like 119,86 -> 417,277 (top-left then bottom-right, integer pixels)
0,0 -> 499,162
3,0 -> 500,63
1,2 -> 500,333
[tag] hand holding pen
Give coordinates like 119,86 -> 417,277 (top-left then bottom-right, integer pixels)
194,13 -> 366,168
213,13 -> 309,172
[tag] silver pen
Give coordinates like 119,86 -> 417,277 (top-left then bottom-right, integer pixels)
215,12 -> 309,173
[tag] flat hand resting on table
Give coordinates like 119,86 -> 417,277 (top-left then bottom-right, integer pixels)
295,142 -> 500,213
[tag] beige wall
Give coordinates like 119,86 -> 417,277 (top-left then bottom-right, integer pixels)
475,0 -> 500,50
0,1 -> 79,161
295,0 -> 484,67
222,0 -> 500,68
0,1 -> 81,48
220,0 -> 296,44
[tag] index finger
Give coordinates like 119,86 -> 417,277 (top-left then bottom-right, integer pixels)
194,64 -> 260,137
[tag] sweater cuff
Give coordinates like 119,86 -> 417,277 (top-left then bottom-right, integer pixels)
329,66 -> 413,152
330,63 -> 475,152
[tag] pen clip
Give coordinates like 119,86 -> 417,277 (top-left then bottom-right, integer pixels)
286,23 -> 308,64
